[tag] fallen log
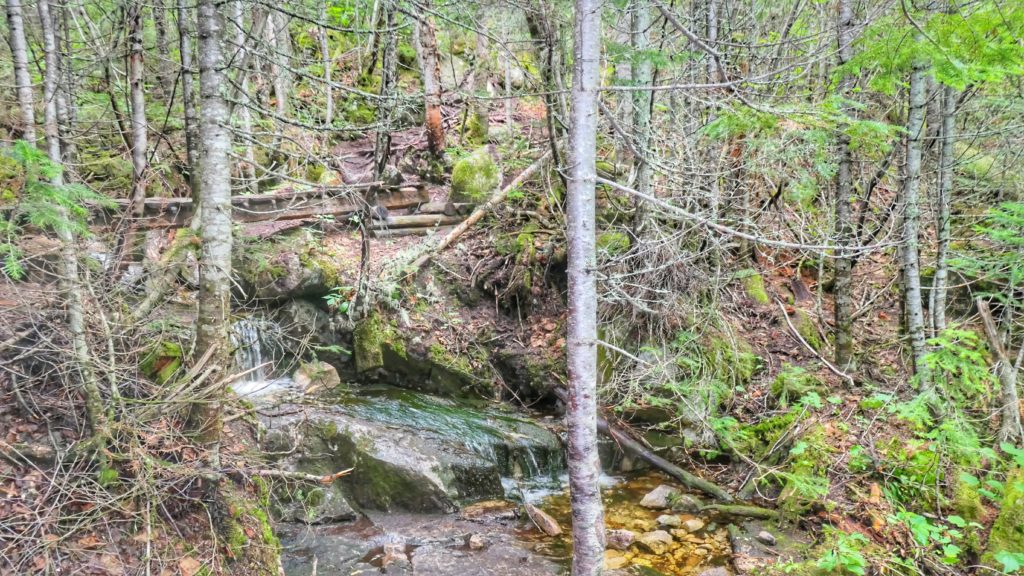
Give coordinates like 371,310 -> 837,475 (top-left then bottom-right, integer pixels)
86,184 -> 428,229
414,201 -> 477,216
700,503 -> 780,520
371,226 -> 455,239
371,214 -> 464,229
404,150 -> 552,277
553,387 -> 734,502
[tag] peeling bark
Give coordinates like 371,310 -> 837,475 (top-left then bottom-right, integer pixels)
903,58 -> 929,380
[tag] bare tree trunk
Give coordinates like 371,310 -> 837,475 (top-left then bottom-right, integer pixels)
833,0 -> 855,370
630,0 -> 653,241
153,0 -> 173,98
414,3 -> 445,158
128,1 -> 149,217
232,0 -> 256,192
39,0 -> 107,437
58,3 -> 77,164
903,58 -> 929,380
977,299 -> 1023,444
319,0 -> 333,126
566,0 -> 606,573
930,84 -> 956,335
525,0 -> 565,178
373,1 -> 398,178
6,0 -> 36,143
268,10 -> 291,118
191,0 -> 234,446
502,28 -> 514,130
178,0 -> 201,198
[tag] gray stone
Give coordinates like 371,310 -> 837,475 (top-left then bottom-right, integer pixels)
682,518 -> 706,533
262,388 -> 563,513
696,568 -> 731,576
467,534 -> 486,550
293,361 -> 341,394
605,529 -> 637,551
275,483 -> 357,524
670,493 -> 703,513
411,542 -> 561,575
656,514 -> 681,528
639,484 -> 679,509
756,530 -> 777,546
637,530 -> 674,555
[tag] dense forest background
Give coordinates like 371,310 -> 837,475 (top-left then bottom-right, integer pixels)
2,0 -> 1024,574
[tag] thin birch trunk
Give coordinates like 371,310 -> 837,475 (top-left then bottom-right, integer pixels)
903,58 -> 929,381
191,0 -> 233,445
128,1 -> 149,217
58,3 -> 77,164
930,84 -> 956,335
232,0 -> 256,192
977,299 -> 1023,444
154,0 -> 173,98
630,0 -> 653,240
178,0 -> 201,199
40,0 -> 107,438
566,0 -> 606,573
6,0 -> 36,143
833,0 -> 855,370
415,3 -> 445,158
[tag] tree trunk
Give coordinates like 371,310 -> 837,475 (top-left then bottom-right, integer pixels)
154,0 -> 173,98
58,3 -> 77,164
232,0 -> 256,192
373,1 -> 398,178
903,58 -> 929,380
319,0 -> 334,126
630,0 -> 653,241
833,0 -> 855,370
39,0 -> 107,438
415,4 -> 445,158
128,1 -> 149,219
930,84 -> 956,335
525,0 -> 565,179
191,0 -> 234,446
5,0 -> 36,143
977,299 -> 1023,445
178,0 -> 201,199
566,0 -> 606,573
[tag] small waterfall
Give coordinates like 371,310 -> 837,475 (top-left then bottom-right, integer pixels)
230,317 -> 290,397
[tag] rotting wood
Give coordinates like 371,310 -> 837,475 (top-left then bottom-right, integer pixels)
370,214 -> 463,229
370,225 -> 455,239
82,184 -> 428,229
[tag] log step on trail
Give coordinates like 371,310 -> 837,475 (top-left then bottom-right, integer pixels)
89,184 -> 429,229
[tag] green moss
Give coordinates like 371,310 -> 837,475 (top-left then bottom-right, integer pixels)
772,364 -> 825,407
724,411 -> 798,459
140,341 -> 183,384
451,148 -> 499,202
983,468 -> 1024,567
778,425 -> 833,515
304,163 -> 326,183
794,309 -> 823,351
466,108 -> 489,144
597,231 -> 630,256
737,269 -> 771,304
952,472 -> 986,522
705,334 -> 761,387
353,312 -> 386,373
397,43 -> 417,67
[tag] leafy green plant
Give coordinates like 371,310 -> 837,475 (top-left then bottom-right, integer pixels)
1,140 -> 113,279
817,530 -> 870,575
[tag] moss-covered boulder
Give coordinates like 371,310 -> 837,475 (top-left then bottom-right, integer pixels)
451,148 -> 500,203
233,230 -> 350,302
261,389 -> 563,513
777,424 -> 832,515
793,309 -> 823,351
737,270 -> 770,305
140,341 -> 184,384
771,364 -> 824,407
983,467 -> 1024,568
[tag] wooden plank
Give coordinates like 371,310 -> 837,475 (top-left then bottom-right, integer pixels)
90,185 -> 428,229
369,214 -> 463,230
370,226 -> 455,239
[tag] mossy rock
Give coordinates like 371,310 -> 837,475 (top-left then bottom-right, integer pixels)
465,107 -> 489,144
778,424 -> 832,515
705,333 -> 761,387
451,148 -> 499,202
723,411 -> 799,460
737,269 -> 770,305
771,364 -> 824,407
353,312 -> 387,373
217,481 -> 281,572
233,231 -> 349,301
140,341 -> 183,384
982,467 -> 1024,568
793,309 -> 823,351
